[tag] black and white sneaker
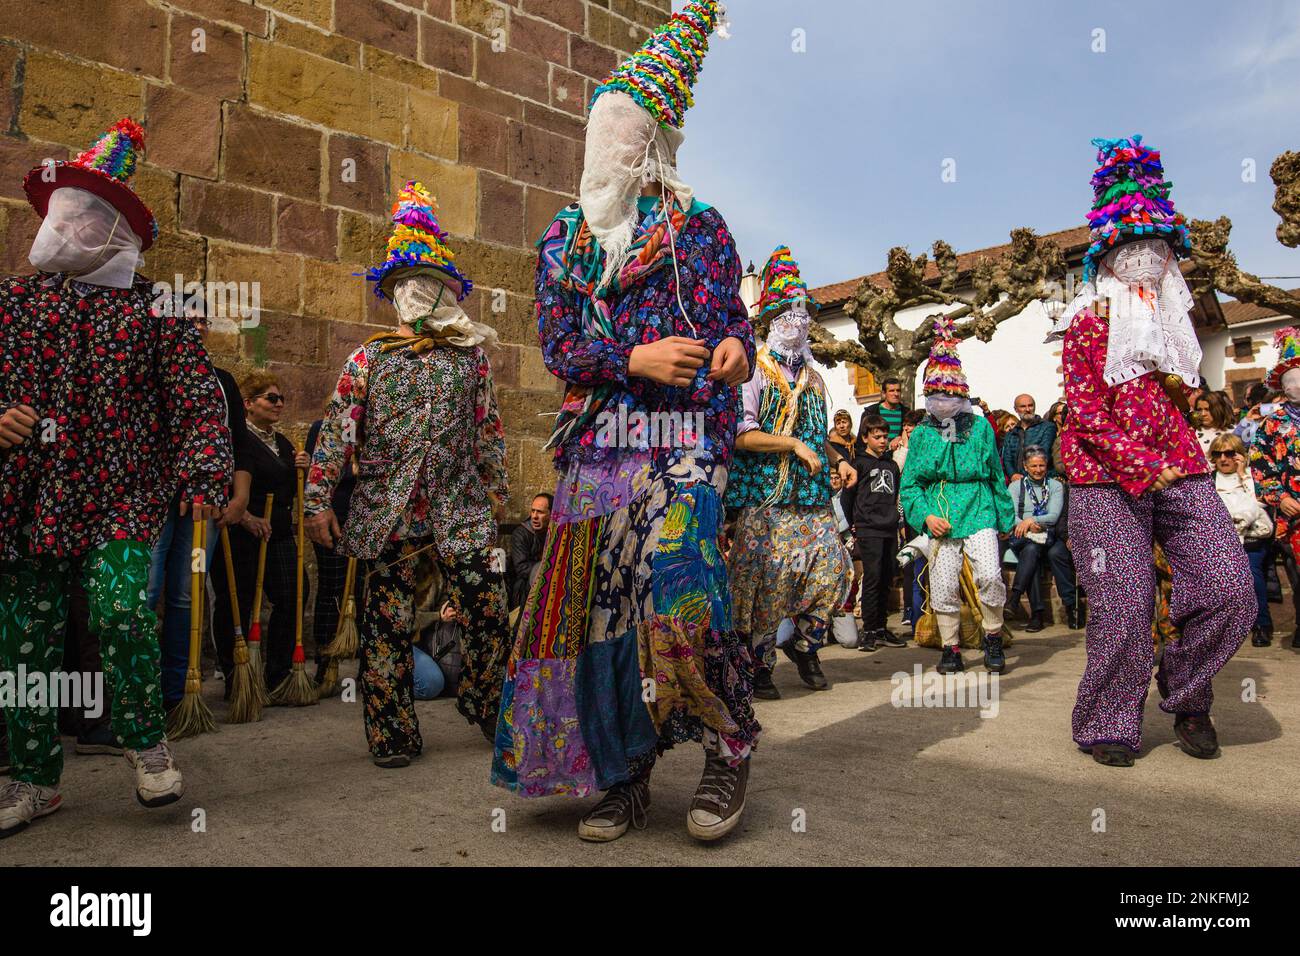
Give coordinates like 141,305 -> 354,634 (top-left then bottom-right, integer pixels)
876,628 -> 907,648
936,646 -> 964,674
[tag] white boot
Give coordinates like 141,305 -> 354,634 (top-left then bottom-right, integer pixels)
0,779 -> 63,839
125,741 -> 185,808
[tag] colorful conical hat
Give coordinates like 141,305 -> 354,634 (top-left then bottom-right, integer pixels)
758,245 -> 817,319
1081,134 -> 1189,282
23,117 -> 157,250
1268,327 -> 1300,390
364,181 -> 472,302
590,0 -> 722,128
923,315 -> 969,397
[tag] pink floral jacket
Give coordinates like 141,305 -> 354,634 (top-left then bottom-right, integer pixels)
1060,308 -> 1206,497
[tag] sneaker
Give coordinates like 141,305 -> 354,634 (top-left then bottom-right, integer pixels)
0,780 -> 62,839
856,631 -> 879,652
936,646 -> 964,674
1173,713 -> 1220,759
577,778 -> 651,842
782,644 -> 830,690
1023,611 -> 1045,633
982,630 -> 1006,674
1089,744 -> 1135,768
752,668 -> 781,700
373,753 -> 411,769
896,544 -> 923,568
75,724 -> 124,757
686,754 -> 748,842
125,742 -> 185,808
876,628 -> 907,648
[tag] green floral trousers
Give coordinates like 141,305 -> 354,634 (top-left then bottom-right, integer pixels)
0,539 -> 165,786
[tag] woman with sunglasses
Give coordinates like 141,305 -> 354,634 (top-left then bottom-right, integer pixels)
209,371 -> 310,695
1209,434 -> 1273,647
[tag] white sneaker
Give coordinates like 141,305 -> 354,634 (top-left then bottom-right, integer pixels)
0,780 -> 63,839
125,742 -> 185,808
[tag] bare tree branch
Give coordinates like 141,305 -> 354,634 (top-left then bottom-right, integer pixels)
1189,216 -> 1300,321
818,230 -> 1069,398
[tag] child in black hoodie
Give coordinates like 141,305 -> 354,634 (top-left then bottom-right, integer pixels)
842,415 -> 903,650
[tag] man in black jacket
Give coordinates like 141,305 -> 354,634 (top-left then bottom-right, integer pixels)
508,493 -> 552,612
842,416 -> 905,650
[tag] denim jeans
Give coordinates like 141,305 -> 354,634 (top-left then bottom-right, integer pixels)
412,644 -> 446,701
1246,544 -> 1273,632
147,502 -> 197,706
1008,535 -> 1077,612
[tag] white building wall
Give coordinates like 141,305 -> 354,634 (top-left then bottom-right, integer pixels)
1199,316 -> 1293,396
788,298 -> 1070,425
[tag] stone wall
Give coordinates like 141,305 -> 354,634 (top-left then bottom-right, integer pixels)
0,0 -> 672,506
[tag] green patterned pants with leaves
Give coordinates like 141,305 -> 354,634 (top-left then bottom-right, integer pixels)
0,540 -> 165,786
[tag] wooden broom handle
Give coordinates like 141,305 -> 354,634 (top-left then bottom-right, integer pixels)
294,462 -> 306,649
250,493 -> 274,624
219,526 -> 243,634
186,512 -> 206,668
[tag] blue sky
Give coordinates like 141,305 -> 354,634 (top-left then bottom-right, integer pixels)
678,0 -> 1300,291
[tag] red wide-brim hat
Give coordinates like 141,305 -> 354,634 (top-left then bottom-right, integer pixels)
23,162 -> 157,252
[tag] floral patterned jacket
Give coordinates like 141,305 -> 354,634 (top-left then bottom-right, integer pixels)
536,202 -> 755,471
1249,407 -> 1300,541
0,272 -> 232,560
1060,308 -> 1206,497
305,340 -> 508,560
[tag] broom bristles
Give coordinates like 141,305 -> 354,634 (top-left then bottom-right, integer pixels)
324,596 -> 359,660
166,670 -> 217,740
316,656 -> 341,700
246,621 -> 271,705
227,634 -> 262,724
270,661 -> 319,707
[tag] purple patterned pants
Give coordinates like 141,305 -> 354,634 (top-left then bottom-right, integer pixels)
1069,475 -> 1254,752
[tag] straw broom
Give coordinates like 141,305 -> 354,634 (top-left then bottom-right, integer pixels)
221,525 -> 262,724
270,454 -> 318,706
317,556 -> 358,700
245,493 -> 274,706
167,508 -> 217,740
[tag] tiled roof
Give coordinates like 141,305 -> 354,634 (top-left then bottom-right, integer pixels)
809,225 -> 1093,309
1221,294 -> 1299,327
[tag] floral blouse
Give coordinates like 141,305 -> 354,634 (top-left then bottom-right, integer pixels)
1060,308 -> 1206,496
305,340 -> 508,560
536,204 -> 755,471
0,272 -> 232,560
1249,407 -> 1300,541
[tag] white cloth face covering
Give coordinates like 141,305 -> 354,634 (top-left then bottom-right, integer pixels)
766,303 -> 813,364
392,273 -> 497,348
925,395 -> 972,422
28,186 -> 142,289
580,90 -> 694,290
1046,239 -> 1201,388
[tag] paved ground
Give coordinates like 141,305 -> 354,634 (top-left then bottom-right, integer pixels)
5,620 -> 1299,867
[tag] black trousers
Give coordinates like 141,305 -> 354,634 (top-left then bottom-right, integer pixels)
58,577 -> 112,737
856,534 -> 896,632
311,542 -> 355,665
210,526 -> 304,689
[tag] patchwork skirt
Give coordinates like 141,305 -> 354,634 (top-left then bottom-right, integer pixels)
491,452 -> 759,798
727,504 -> 851,668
